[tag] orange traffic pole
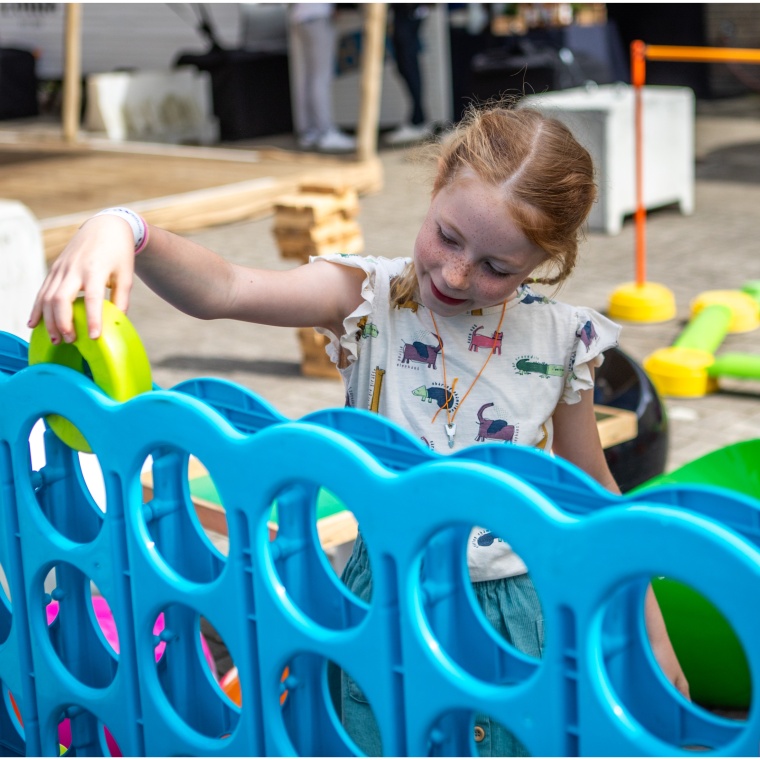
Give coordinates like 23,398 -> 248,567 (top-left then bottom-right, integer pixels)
610,42 -> 760,324
607,39 -> 675,323
631,40 -> 647,287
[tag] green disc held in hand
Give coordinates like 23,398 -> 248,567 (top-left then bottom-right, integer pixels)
29,298 -> 152,452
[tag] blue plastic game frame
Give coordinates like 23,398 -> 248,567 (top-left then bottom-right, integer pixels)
1,329 -> 759,756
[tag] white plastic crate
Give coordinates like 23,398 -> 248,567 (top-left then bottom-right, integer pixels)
525,84 -> 695,235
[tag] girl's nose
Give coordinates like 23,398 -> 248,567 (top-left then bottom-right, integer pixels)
442,259 -> 471,291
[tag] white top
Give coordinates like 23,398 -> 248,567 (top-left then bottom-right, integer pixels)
314,254 -> 621,581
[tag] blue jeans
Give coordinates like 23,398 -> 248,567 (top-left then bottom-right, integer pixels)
340,533 -> 544,756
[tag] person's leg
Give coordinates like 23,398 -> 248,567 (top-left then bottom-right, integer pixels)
289,21 -> 312,143
391,10 -> 425,125
339,532 -> 383,754
303,15 -> 338,138
471,574 -> 544,756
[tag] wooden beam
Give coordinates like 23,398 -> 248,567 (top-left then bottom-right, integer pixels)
38,152 -> 383,263
356,3 -> 387,162
62,3 -> 83,143
594,405 -> 638,450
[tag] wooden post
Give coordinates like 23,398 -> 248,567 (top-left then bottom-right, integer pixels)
356,3 -> 387,162
62,3 -> 83,143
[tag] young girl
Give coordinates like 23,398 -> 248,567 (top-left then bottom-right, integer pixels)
29,104 -> 688,756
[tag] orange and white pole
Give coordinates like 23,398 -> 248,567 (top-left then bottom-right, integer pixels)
610,42 -> 760,323
631,40 -> 647,287
607,40 -> 676,323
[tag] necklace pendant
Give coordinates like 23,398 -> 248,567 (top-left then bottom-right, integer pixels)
445,423 -> 457,448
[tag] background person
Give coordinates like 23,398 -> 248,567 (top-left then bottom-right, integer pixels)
385,3 -> 433,146
288,3 -> 355,152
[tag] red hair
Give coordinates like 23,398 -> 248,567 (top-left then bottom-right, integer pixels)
391,102 -> 596,307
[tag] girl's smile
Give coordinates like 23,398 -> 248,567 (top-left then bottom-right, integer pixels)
429,278 -> 468,306
414,174 -> 547,315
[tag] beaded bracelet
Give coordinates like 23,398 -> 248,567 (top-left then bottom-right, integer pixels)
93,207 -> 150,254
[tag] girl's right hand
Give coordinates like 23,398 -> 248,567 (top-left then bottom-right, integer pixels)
27,215 -> 137,344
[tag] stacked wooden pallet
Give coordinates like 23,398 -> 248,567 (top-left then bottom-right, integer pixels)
272,184 -> 363,379
272,183 -> 363,263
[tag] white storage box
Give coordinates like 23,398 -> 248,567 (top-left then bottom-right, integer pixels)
85,67 -> 219,144
524,84 -> 695,235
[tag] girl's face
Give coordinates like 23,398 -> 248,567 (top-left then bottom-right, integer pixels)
414,174 -> 548,316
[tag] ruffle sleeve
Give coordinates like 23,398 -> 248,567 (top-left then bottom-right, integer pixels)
562,308 -> 621,404
310,254 -> 410,366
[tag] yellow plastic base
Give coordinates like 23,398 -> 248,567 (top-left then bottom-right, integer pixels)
690,290 -> 760,334
608,282 -> 677,323
643,347 -> 718,398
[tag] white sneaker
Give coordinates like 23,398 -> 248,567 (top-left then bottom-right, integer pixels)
316,129 -> 356,153
298,130 -> 319,149
384,123 -> 432,146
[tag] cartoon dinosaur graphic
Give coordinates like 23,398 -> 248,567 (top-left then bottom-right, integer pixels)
412,385 -> 455,409
401,334 -> 443,369
576,320 -> 598,349
469,325 -> 503,354
357,316 -> 379,339
475,403 -> 515,443
522,293 -> 551,305
515,358 -> 564,377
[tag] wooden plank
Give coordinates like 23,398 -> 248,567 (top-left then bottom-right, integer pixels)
16,149 -> 383,263
594,404 -> 639,449
276,233 -> 364,260
297,328 -> 342,379
273,218 -> 362,245
272,190 -> 359,224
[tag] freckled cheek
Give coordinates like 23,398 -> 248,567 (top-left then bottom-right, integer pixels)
475,276 -> 518,304
413,231 -> 441,271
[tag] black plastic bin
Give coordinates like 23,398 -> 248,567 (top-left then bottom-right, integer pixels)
175,49 -> 292,141
594,346 -> 669,493
0,48 -> 39,120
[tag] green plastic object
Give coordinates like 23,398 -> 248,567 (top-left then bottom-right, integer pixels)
190,475 -> 347,526
742,280 -> 760,305
709,352 -> 760,380
28,298 -> 152,452
636,439 -> 760,708
673,303 -> 732,353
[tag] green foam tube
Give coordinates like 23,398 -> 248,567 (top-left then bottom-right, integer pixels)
708,352 -> 760,379
673,303 -> 732,353
742,280 -> 760,305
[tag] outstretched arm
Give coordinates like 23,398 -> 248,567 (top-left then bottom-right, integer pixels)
553,381 -> 690,700
28,215 -> 366,343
